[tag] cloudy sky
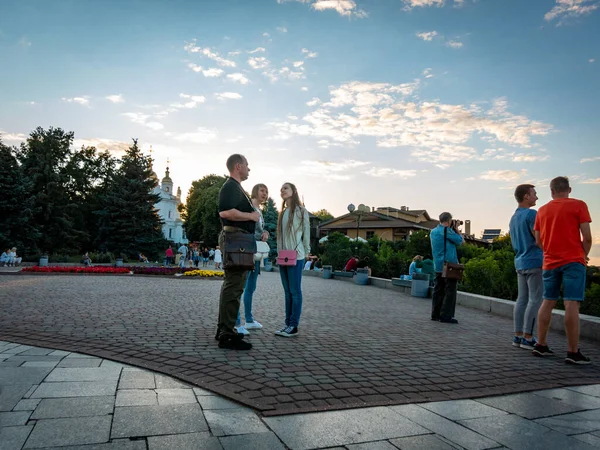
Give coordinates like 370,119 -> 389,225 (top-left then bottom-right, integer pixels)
1,0 -> 599,262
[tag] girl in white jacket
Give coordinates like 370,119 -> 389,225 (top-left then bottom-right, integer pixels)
275,182 -> 310,337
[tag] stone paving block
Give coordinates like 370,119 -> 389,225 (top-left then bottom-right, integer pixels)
476,393 -> 585,419
391,404 -> 499,450
155,374 -> 191,389
22,361 -> 60,368
39,440 -> 146,450
419,399 -> 508,421
45,367 -> 121,382
198,396 -> 243,410
204,409 -> 269,437
194,387 -> 215,397
156,388 -> 198,405
532,388 -> 600,410
459,414 -> 597,450
534,408 -> 600,435
265,406 -> 429,450
118,371 -> 155,389
0,367 -> 52,386
13,398 -> 41,411
345,440 -> 398,450
1,345 -> 34,355
23,416 -> 112,448
567,385 -> 600,398
31,396 -> 114,419
115,390 -> 157,407
5,356 -> 63,364
111,404 -> 208,438
0,425 -> 33,450
148,432 -> 223,450
19,348 -> 54,356
573,433 -> 600,447
31,381 -> 118,398
0,410 -> 31,426
0,384 -> 32,412
57,358 -> 102,368
389,434 -> 459,450
64,354 -> 100,359
219,431 -> 286,450
48,350 -> 71,357
23,385 -> 38,399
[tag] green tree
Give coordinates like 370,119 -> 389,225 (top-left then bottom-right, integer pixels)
262,197 -> 279,259
406,230 -> 432,259
95,139 -> 167,259
312,208 -> 334,222
0,139 -> 39,255
184,174 -> 227,246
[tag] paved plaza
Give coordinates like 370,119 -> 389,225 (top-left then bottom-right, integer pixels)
2,274 -> 600,449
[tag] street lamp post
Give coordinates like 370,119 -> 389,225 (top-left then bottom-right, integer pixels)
347,203 -> 370,242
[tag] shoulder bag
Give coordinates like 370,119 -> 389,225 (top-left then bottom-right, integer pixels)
221,182 -> 258,270
277,208 -> 303,266
441,227 -> 464,280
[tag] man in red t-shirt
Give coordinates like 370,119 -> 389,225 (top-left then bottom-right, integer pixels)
533,176 -> 593,364
344,256 -> 359,272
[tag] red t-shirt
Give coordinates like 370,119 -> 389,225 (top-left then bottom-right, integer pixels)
534,198 -> 591,270
166,248 -> 174,257
345,258 -> 358,272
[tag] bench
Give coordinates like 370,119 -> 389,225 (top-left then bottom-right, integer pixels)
333,270 -> 354,278
391,278 -> 412,288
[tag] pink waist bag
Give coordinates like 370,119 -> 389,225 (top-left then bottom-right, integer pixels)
277,250 -> 297,266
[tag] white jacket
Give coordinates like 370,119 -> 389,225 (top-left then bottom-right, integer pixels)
277,206 -> 311,260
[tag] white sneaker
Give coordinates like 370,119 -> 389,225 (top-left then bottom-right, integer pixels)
245,321 -> 263,330
235,326 -> 250,335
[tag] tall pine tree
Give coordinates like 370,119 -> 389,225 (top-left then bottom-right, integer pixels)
0,139 -> 39,255
95,139 -> 167,259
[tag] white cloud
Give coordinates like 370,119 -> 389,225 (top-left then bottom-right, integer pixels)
416,31 -> 438,41
228,50 -> 242,56
365,168 -> 418,178
263,32 -> 271,37
18,36 -> 31,47
248,56 -> 270,69
545,0 -> 599,24
298,159 -> 370,181
188,63 -> 225,77
0,132 -> 26,142
179,93 -> 206,103
215,92 -> 243,100
307,97 -> 322,107
184,40 -> 236,67
423,68 -> 434,78
301,48 -> 319,58
402,0 -> 466,9
145,122 -> 164,131
480,169 -> 528,182
227,73 -> 251,84
269,79 -> 553,166
277,26 -> 288,32
248,47 -> 266,54
301,86 -> 309,91
170,93 -> 206,109
581,156 -> 600,163
581,177 -> 600,184
173,127 -> 217,144
105,94 -> 124,104
446,40 -> 463,48
62,96 -> 90,106
122,112 -> 164,130
73,138 -> 130,154
279,66 -> 305,80
590,58 -> 596,63
483,148 -> 549,162
293,61 -> 305,68
278,0 -> 367,18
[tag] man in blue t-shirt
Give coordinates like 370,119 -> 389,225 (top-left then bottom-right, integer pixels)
509,184 -> 543,350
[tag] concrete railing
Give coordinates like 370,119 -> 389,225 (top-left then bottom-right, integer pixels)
302,269 -> 600,342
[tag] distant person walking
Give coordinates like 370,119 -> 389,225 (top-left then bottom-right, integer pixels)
165,246 -> 173,266
533,176 -> 593,364
214,246 -> 222,270
215,154 -> 260,350
509,184 -> 543,349
430,212 -> 464,324
235,183 -> 270,335
275,182 -> 310,338
178,244 -> 188,268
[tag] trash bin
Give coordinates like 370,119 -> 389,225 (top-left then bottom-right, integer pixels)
39,256 -> 48,267
115,258 -> 124,267
263,259 -> 273,272
322,265 -> 332,279
355,268 -> 369,285
411,273 -> 430,298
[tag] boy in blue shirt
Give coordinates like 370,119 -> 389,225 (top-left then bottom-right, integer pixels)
509,184 -> 543,349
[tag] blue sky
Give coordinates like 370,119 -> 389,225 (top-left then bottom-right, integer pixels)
1,0 -> 599,261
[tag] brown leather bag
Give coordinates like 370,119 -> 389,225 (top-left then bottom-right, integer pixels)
441,227 -> 464,280
223,231 -> 256,270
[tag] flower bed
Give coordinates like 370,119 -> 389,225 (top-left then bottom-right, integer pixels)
129,266 -> 195,275
22,266 -> 131,274
183,270 -> 224,277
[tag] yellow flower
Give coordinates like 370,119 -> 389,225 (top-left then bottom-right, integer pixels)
184,270 -> 224,277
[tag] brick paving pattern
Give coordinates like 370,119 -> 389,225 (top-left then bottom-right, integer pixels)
1,273 -> 599,416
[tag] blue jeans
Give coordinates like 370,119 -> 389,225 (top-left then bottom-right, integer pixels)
514,267 -> 543,335
279,259 -> 304,327
236,261 -> 260,325
543,262 -> 586,301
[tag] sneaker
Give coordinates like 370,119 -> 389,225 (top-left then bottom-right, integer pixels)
439,317 -> 459,324
218,336 -> 252,350
520,337 -> 538,350
512,336 -> 523,347
274,326 -> 288,336
277,326 -> 298,338
235,325 -> 250,335
565,350 -> 591,365
244,321 -> 263,330
532,344 -> 554,356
